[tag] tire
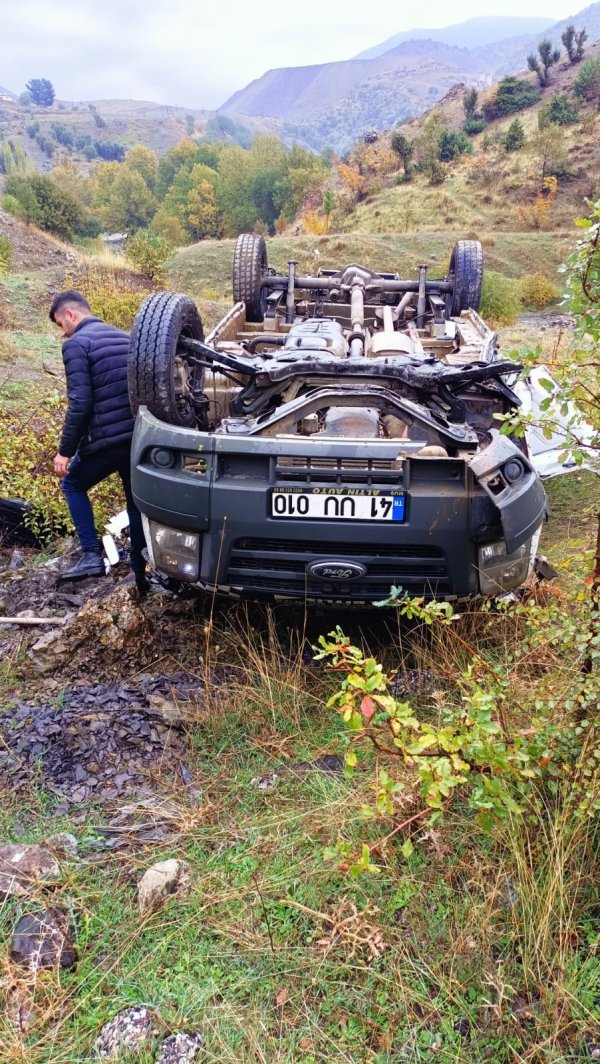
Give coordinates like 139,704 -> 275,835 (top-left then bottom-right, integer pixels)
0,497 -> 41,547
232,233 -> 268,322
128,292 -> 204,428
447,240 -> 483,315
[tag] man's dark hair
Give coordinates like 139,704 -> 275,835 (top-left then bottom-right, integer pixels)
49,290 -> 92,323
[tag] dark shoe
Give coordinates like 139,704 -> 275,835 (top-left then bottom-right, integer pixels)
60,552 -> 105,581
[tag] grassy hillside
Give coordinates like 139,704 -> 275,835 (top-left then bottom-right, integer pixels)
168,230 -> 572,306
332,40 -> 600,246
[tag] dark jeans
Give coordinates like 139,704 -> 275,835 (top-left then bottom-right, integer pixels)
62,444 -> 146,573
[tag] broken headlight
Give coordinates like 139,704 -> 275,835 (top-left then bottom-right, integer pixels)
478,539 -> 532,595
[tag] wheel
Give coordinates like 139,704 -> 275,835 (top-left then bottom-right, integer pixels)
447,240 -> 483,315
232,233 -> 268,322
128,292 -> 204,428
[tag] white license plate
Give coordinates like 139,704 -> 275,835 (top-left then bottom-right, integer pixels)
271,491 -> 405,521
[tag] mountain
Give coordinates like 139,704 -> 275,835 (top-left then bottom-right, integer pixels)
219,3 -> 600,152
354,16 -> 554,61
220,40 -> 483,123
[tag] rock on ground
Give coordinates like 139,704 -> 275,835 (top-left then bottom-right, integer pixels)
155,1032 -> 203,1063
137,859 -> 191,916
29,585 -> 147,675
10,907 -> 76,971
0,843 -> 61,898
93,1006 -> 157,1059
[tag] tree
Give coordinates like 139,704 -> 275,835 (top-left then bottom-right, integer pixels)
503,118 -> 526,152
390,130 -> 414,177
574,57 -> 600,110
527,124 -> 568,182
124,144 -> 158,193
538,93 -> 579,127
463,88 -> 479,119
414,110 -> 447,178
162,162 -> 223,240
527,39 -> 561,87
5,174 -> 83,239
561,24 -> 587,63
0,138 -> 28,176
93,163 -> 157,231
25,78 -> 55,107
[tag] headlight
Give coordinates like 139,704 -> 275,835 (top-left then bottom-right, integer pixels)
478,539 -> 531,595
146,521 -> 200,582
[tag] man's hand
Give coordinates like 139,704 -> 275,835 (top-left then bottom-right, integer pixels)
54,453 -> 71,478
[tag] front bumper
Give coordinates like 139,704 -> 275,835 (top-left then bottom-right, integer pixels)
132,408 -> 546,603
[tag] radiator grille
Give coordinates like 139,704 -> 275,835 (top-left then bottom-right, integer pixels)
274,455 -> 403,485
225,537 -> 449,601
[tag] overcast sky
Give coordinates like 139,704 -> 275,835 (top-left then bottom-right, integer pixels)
0,0 -> 581,109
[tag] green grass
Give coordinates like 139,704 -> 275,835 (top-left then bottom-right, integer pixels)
0,476 -> 598,1062
168,230 -> 573,307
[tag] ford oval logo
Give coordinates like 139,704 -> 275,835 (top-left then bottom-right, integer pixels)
307,561 -> 367,582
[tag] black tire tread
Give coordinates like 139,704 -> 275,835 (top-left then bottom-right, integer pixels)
232,234 -> 267,322
448,240 -> 483,315
128,292 -> 203,428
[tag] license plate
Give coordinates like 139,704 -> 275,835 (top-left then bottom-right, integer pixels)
271,490 -> 406,522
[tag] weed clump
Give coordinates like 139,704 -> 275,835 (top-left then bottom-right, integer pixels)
520,271 -> 561,309
480,269 -> 522,325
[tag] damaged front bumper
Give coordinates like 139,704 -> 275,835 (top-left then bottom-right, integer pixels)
132,408 -> 547,603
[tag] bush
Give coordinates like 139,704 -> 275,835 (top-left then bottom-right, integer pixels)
480,270 -> 522,325
127,230 -> 174,282
5,173 -> 83,240
438,130 -> 473,161
573,56 -> 600,107
520,271 -> 561,308
484,76 -> 541,119
0,396 -> 123,542
539,93 -> 579,127
0,235 -> 12,274
429,161 -> 447,186
463,116 -> 486,135
88,289 -> 145,330
503,117 -> 526,152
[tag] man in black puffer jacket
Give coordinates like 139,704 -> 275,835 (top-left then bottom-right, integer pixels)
50,290 -> 147,590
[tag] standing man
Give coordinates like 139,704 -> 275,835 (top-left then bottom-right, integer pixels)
50,290 -> 148,593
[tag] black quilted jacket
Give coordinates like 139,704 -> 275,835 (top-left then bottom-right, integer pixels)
59,317 -> 135,458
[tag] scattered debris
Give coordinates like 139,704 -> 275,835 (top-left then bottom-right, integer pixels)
0,843 -> 61,899
10,907 -> 77,971
155,1032 -> 203,1063
137,858 -> 191,916
93,1005 -> 158,1059
9,549 -> 26,570
0,677 -> 197,803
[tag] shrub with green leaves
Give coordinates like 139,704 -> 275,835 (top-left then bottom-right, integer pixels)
0,395 -> 123,541
484,76 -> 541,119
437,130 -> 473,162
520,271 -> 561,308
539,93 -> 579,127
127,229 -> 174,283
4,173 -> 83,240
503,117 -> 526,152
480,269 -> 522,325
315,585 -> 599,872
0,235 -> 11,275
573,56 -> 600,108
